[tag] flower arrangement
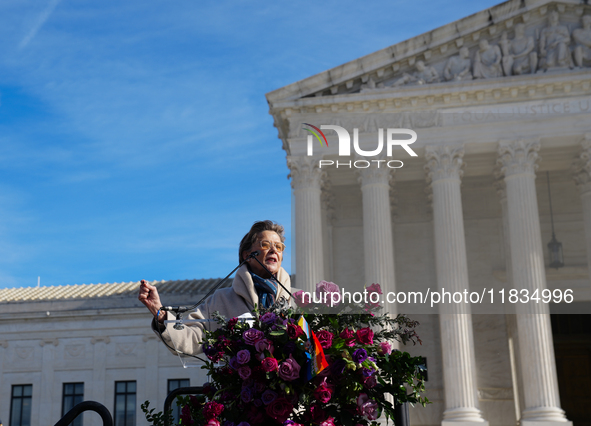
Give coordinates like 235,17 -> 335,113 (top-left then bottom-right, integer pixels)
143,281 -> 428,426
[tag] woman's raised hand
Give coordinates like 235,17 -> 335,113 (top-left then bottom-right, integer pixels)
138,279 -> 166,322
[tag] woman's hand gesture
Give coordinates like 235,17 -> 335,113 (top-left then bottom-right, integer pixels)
138,280 -> 166,323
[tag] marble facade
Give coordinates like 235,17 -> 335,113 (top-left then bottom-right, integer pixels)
267,1 -> 591,425
0,285 -> 210,426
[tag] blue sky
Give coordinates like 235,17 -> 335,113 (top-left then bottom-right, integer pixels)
0,0 -> 501,288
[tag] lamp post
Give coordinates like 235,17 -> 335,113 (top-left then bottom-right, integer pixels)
546,172 -> 564,269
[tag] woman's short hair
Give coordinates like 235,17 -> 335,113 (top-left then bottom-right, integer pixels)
239,220 -> 285,263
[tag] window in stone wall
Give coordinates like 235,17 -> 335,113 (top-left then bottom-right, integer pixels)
62,383 -> 85,426
167,379 -> 190,425
9,384 -> 32,426
114,381 -> 136,426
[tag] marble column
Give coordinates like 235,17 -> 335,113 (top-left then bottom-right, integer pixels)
425,145 -> 488,426
287,156 -> 325,292
493,172 -> 525,424
357,162 -> 397,316
497,140 -> 571,425
572,135 -> 591,285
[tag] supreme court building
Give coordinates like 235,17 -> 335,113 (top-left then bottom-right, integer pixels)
267,0 -> 591,425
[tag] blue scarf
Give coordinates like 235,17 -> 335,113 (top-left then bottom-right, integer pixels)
250,272 -> 278,309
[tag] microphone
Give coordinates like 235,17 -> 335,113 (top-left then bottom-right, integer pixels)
161,306 -> 191,312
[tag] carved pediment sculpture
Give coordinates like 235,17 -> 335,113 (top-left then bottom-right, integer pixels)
267,3 -> 591,103
539,11 -> 574,71
501,24 -> 538,75
573,15 -> 591,68
473,39 -> 503,79
443,47 -> 473,81
392,60 -> 440,87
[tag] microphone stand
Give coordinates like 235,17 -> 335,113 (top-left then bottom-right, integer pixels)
153,252 -> 257,361
153,250 -> 292,360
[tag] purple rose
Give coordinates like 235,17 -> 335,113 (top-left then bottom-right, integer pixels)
242,328 -> 264,345
260,312 -> 277,324
240,387 -> 253,403
238,365 -> 251,380
254,381 -> 265,393
278,354 -> 301,381
253,399 -> 262,407
229,356 -> 239,370
357,393 -> 380,420
237,349 -> 251,365
315,280 -> 341,307
353,348 -> 368,363
261,389 -> 278,405
255,339 -> 274,354
237,423 -> 251,426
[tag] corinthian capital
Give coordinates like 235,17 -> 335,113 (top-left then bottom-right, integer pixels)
424,145 -> 465,183
355,153 -> 393,187
572,137 -> 591,194
287,156 -> 325,190
493,165 -> 507,201
497,139 -> 540,177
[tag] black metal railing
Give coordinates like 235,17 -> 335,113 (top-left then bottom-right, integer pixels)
163,387 -> 203,426
53,387 -> 409,426
54,401 -> 113,426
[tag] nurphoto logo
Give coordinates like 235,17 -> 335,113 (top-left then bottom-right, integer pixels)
302,124 -> 418,169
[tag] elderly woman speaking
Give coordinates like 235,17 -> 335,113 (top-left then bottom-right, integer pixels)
138,220 -> 293,355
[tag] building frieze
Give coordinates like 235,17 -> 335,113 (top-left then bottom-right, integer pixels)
267,1 -> 591,104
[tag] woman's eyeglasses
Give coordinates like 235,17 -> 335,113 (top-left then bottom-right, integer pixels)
258,240 -> 286,253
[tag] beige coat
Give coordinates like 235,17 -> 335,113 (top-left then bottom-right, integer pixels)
153,265 -> 292,355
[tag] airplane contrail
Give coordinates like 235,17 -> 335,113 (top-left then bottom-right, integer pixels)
19,0 -> 63,49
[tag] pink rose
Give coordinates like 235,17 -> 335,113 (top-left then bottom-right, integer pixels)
287,323 -> 305,339
315,330 -> 333,349
205,420 -> 220,426
356,327 -> 374,345
261,357 -> 278,372
379,341 -> 392,355
265,397 -> 293,423
319,417 -> 336,426
202,401 -> 224,420
313,381 -> 333,403
365,283 -> 383,308
278,354 -> 301,381
315,281 -> 341,307
340,327 -> 355,347
293,290 -> 312,307
363,374 -> 377,389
